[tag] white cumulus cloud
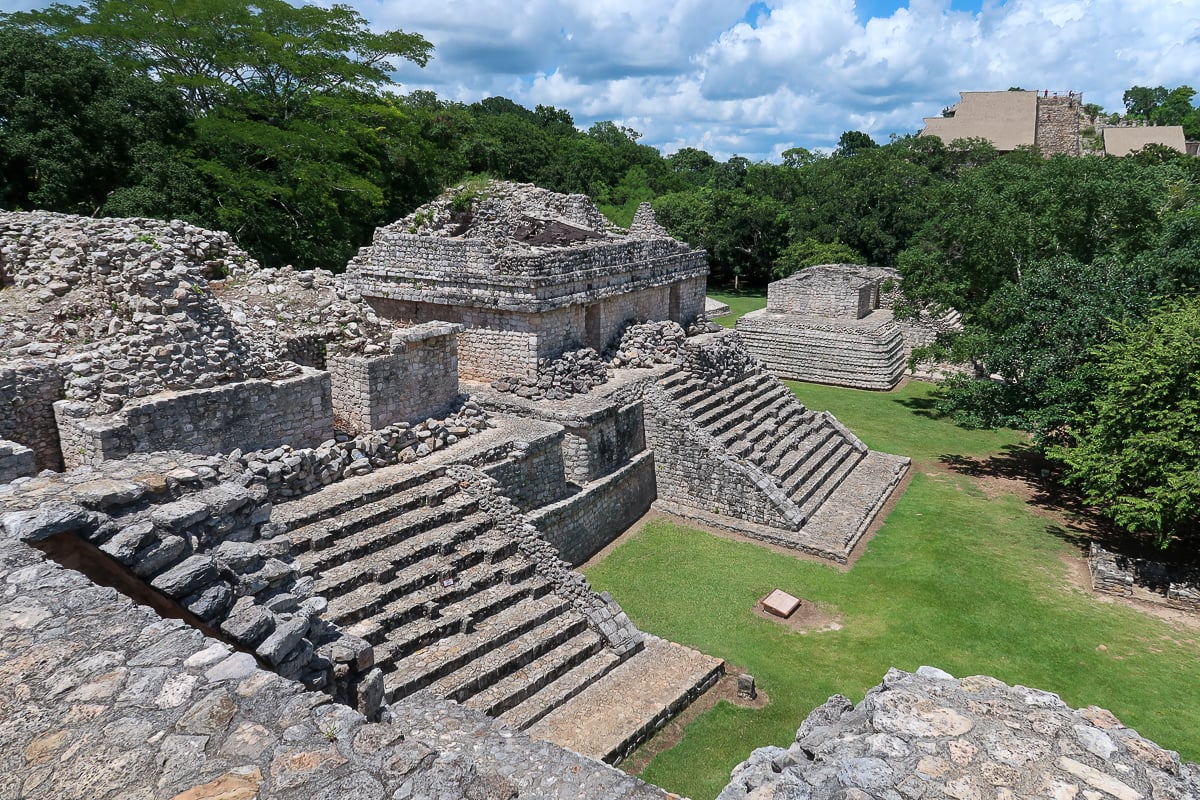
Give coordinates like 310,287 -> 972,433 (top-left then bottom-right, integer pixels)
371,0 -> 1200,160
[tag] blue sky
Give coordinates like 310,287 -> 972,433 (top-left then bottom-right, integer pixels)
371,0 -> 1199,160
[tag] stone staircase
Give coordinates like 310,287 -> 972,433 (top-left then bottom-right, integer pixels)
647,361 -> 908,561
272,462 -> 625,730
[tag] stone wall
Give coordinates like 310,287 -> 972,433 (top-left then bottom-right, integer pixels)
562,400 -> 646,484
368,281 -> 704,382
736,310 -> 907,390
0,451 -> 382,715
351,235 -> 708,311
55,369 -> 333,468
0,439 -> 35,483
765,264 -> 881,319
640,379 -> 802,531
1036,94 -> 1082,156
481,427 -> 573,512
329,322 -> 462,432
0,359 -> 63,470
529,451 -> 657,566
1089,542 -> 1200,611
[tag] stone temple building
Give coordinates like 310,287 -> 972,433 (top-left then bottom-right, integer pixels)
346,182 -> 708,381
736,264 -> 959,390
920,89 -> 1188,157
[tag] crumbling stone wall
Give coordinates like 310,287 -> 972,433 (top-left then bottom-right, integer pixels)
329,322 -> 462,432
0,359 -> 63,470
481,427 -> 573,512
54,369 -> 334,468
1089,542 -> 1200,611
0,452 -> 382,714
0,439 -> 35,483
0,526 -> 668,800
1036,93 -> 1082,156
561,400 -> 646,484
348,181 -> 708,382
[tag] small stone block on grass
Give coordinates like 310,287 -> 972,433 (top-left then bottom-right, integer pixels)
762,589 -> 801,618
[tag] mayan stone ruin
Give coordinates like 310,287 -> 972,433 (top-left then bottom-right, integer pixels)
736,263 -> 961,390
1,182 -> 1195,798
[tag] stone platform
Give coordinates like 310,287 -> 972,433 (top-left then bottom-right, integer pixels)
526,636 -> 724,764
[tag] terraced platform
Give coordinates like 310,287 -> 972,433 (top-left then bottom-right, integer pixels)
736,308 -> 907,390
648,361 -> 908,561
272,454 -> 723,754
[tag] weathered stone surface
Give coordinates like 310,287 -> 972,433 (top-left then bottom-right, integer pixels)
0,501 -> 93,541
151,554 -> 219,599
762,589 -> 802,618
718,667 -> 1200,800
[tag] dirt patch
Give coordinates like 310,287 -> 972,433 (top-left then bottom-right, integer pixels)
620,665 -> 769,776
753,599 -> 843,634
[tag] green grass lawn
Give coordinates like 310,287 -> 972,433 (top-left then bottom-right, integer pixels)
707,290 -> 766,328
584,380 -> 1200,800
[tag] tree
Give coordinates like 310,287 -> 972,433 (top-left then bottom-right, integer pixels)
5,0 -> 436,271
932,256 -> 1155,436
1053,298 -> 1200,549
0,25 -> 193,214
834,130 -> 877,157
772,239 -> 863,278
1123,85 -> 1168,119
10,0 -> 431,117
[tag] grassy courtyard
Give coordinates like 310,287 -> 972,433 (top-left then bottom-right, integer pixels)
706,290 -> 766,328
584,380 -> 1200,800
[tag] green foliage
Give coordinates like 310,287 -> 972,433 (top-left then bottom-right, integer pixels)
1053,299 -> 1200,548
933,256 -> 1157,440
14,0 -> 431,116
834,129 -> 877,157
771,238 -> 863,278
0,25 -> 192,214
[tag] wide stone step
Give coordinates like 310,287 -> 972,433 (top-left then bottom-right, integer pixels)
463,630 -> 608,719
657,370 -> 696,397
273,464 -> 449,533
525,638 -> 724,765
432,618 -> 600,705
497,648 -> 624,731
775,426 -> 840,487
374,581 -> 560,669
331,545 -> 531,632
757,410 -> 820,469
666,378 -> 710,407
297,496 -> 479,576
690,374 -> 765,426
314,515 -> 501,604
287,475 -> 462,553
385,594 -> 579,701
795,445 -> 864,520
706,382 -> 792,438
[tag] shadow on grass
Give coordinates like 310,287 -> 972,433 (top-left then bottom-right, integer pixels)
892,393 -> 943,419
938,444 -> 1121,552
